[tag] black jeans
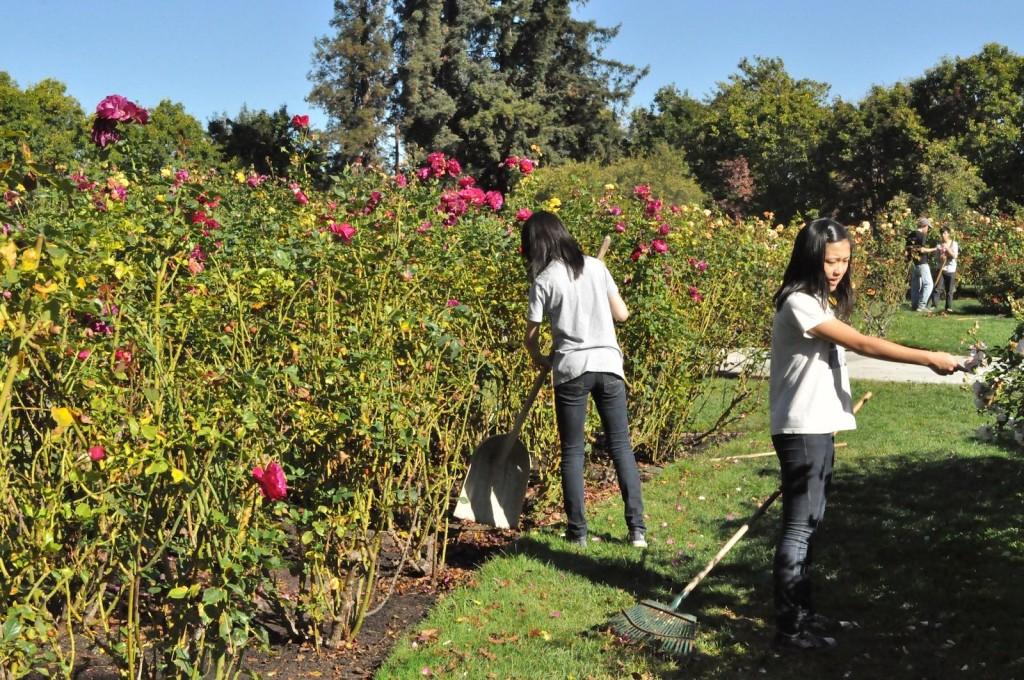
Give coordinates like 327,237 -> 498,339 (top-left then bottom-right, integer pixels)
554,372 -> 645,540
931,271 -> 956,310
772,433 -> 835,634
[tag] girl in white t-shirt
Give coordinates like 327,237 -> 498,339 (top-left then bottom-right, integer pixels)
932,227 -> 960,312
769,218 -> 959,650
522,211 -> 646,549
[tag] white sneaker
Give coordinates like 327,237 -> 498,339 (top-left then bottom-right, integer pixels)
628,530 -> 647,548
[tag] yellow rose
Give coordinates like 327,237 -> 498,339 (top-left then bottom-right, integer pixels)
20,248 -> 40,271
33,280 -> 59,296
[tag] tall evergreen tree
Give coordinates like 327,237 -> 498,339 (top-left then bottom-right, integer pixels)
391,0 -> 644,183
309,0 -> 394,165
393,0 -> 460,160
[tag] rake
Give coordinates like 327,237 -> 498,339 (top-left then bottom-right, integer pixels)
609,391 -> 873,658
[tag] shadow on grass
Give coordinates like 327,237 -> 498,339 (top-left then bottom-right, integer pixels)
519,452 -> 1024,679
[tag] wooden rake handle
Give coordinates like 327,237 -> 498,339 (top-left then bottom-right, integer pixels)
669,390 -> 874,608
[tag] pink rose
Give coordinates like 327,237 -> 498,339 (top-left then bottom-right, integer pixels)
614,221 -> 627,233
484,190 -> 504,211
446,299 -> 460,307
515,208 -> 533,222
329,222 -> 356,242
518,158 -> 534,174
89,445 -> 106,462
689,285 -> 704,303
95,94 -> 148,123
651,239 -> 669,254
77,349 -> 92,361
252,461 -> 288,501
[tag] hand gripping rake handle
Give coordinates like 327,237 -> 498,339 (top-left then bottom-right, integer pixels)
668,390 -> 874,610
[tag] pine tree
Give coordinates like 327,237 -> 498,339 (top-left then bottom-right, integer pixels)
393,0 -> 460,161
309,0 -> 394,166
392,0 -> 644,183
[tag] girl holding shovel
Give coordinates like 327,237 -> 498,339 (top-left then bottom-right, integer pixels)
769,218 -> 959,650
521,211 -> 647,549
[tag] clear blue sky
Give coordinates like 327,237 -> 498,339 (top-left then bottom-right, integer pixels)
2,1 -> 1023,129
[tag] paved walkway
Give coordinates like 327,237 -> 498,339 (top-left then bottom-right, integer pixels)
721,350 -> 980,385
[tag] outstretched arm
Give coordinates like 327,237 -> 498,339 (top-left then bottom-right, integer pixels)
810,318 -> 960,374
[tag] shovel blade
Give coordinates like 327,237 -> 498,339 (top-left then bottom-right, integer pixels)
454,434 -> 531,528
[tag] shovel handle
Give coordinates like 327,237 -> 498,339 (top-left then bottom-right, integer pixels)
506,367 -> 551,445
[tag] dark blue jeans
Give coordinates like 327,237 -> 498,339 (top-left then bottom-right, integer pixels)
772,433 -> 835,634
554,372 -> 645,540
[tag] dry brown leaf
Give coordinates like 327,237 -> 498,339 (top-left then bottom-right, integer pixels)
487,632 -> 520,644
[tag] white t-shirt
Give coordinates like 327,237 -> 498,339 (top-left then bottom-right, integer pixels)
939,240 -> 959,273
769,291 -> 856,435
527,256 -> 624,386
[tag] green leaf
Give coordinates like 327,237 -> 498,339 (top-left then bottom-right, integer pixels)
202,587 -> 226,605
145,459 -> 169,476
168,586 -> 190,600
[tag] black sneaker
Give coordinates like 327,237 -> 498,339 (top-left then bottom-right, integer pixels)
804,613 -> 850,635
774,629 -> 837,651
628,529 -> 647,548
567,535 -> 588,547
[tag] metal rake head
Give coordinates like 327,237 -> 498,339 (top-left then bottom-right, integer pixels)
609,599 -> 698,659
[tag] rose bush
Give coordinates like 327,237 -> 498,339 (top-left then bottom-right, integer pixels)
0,117 -> 904,677
944,210 -> 1024,312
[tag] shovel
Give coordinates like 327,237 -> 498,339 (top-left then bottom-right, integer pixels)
453,235 -> 612,528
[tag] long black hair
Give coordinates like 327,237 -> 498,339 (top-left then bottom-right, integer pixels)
520,210 -> 585,281
773,217 -> 854,318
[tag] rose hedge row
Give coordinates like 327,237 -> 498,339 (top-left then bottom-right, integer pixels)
1,144 -> 903,676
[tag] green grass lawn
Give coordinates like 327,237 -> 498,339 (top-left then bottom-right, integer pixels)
879,295 -> 1017,354
378,379 -> 1023,679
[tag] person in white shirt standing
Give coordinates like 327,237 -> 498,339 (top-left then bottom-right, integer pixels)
522,211 -> 647,549
929,227 -> 960,313
769,218 -> 959,651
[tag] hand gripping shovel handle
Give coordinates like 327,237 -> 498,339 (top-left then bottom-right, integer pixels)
668,390 -> 873,610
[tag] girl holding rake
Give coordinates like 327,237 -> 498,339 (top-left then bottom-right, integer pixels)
769,218 -> 959,650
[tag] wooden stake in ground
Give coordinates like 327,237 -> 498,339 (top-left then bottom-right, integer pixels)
708,391 -> 873,462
